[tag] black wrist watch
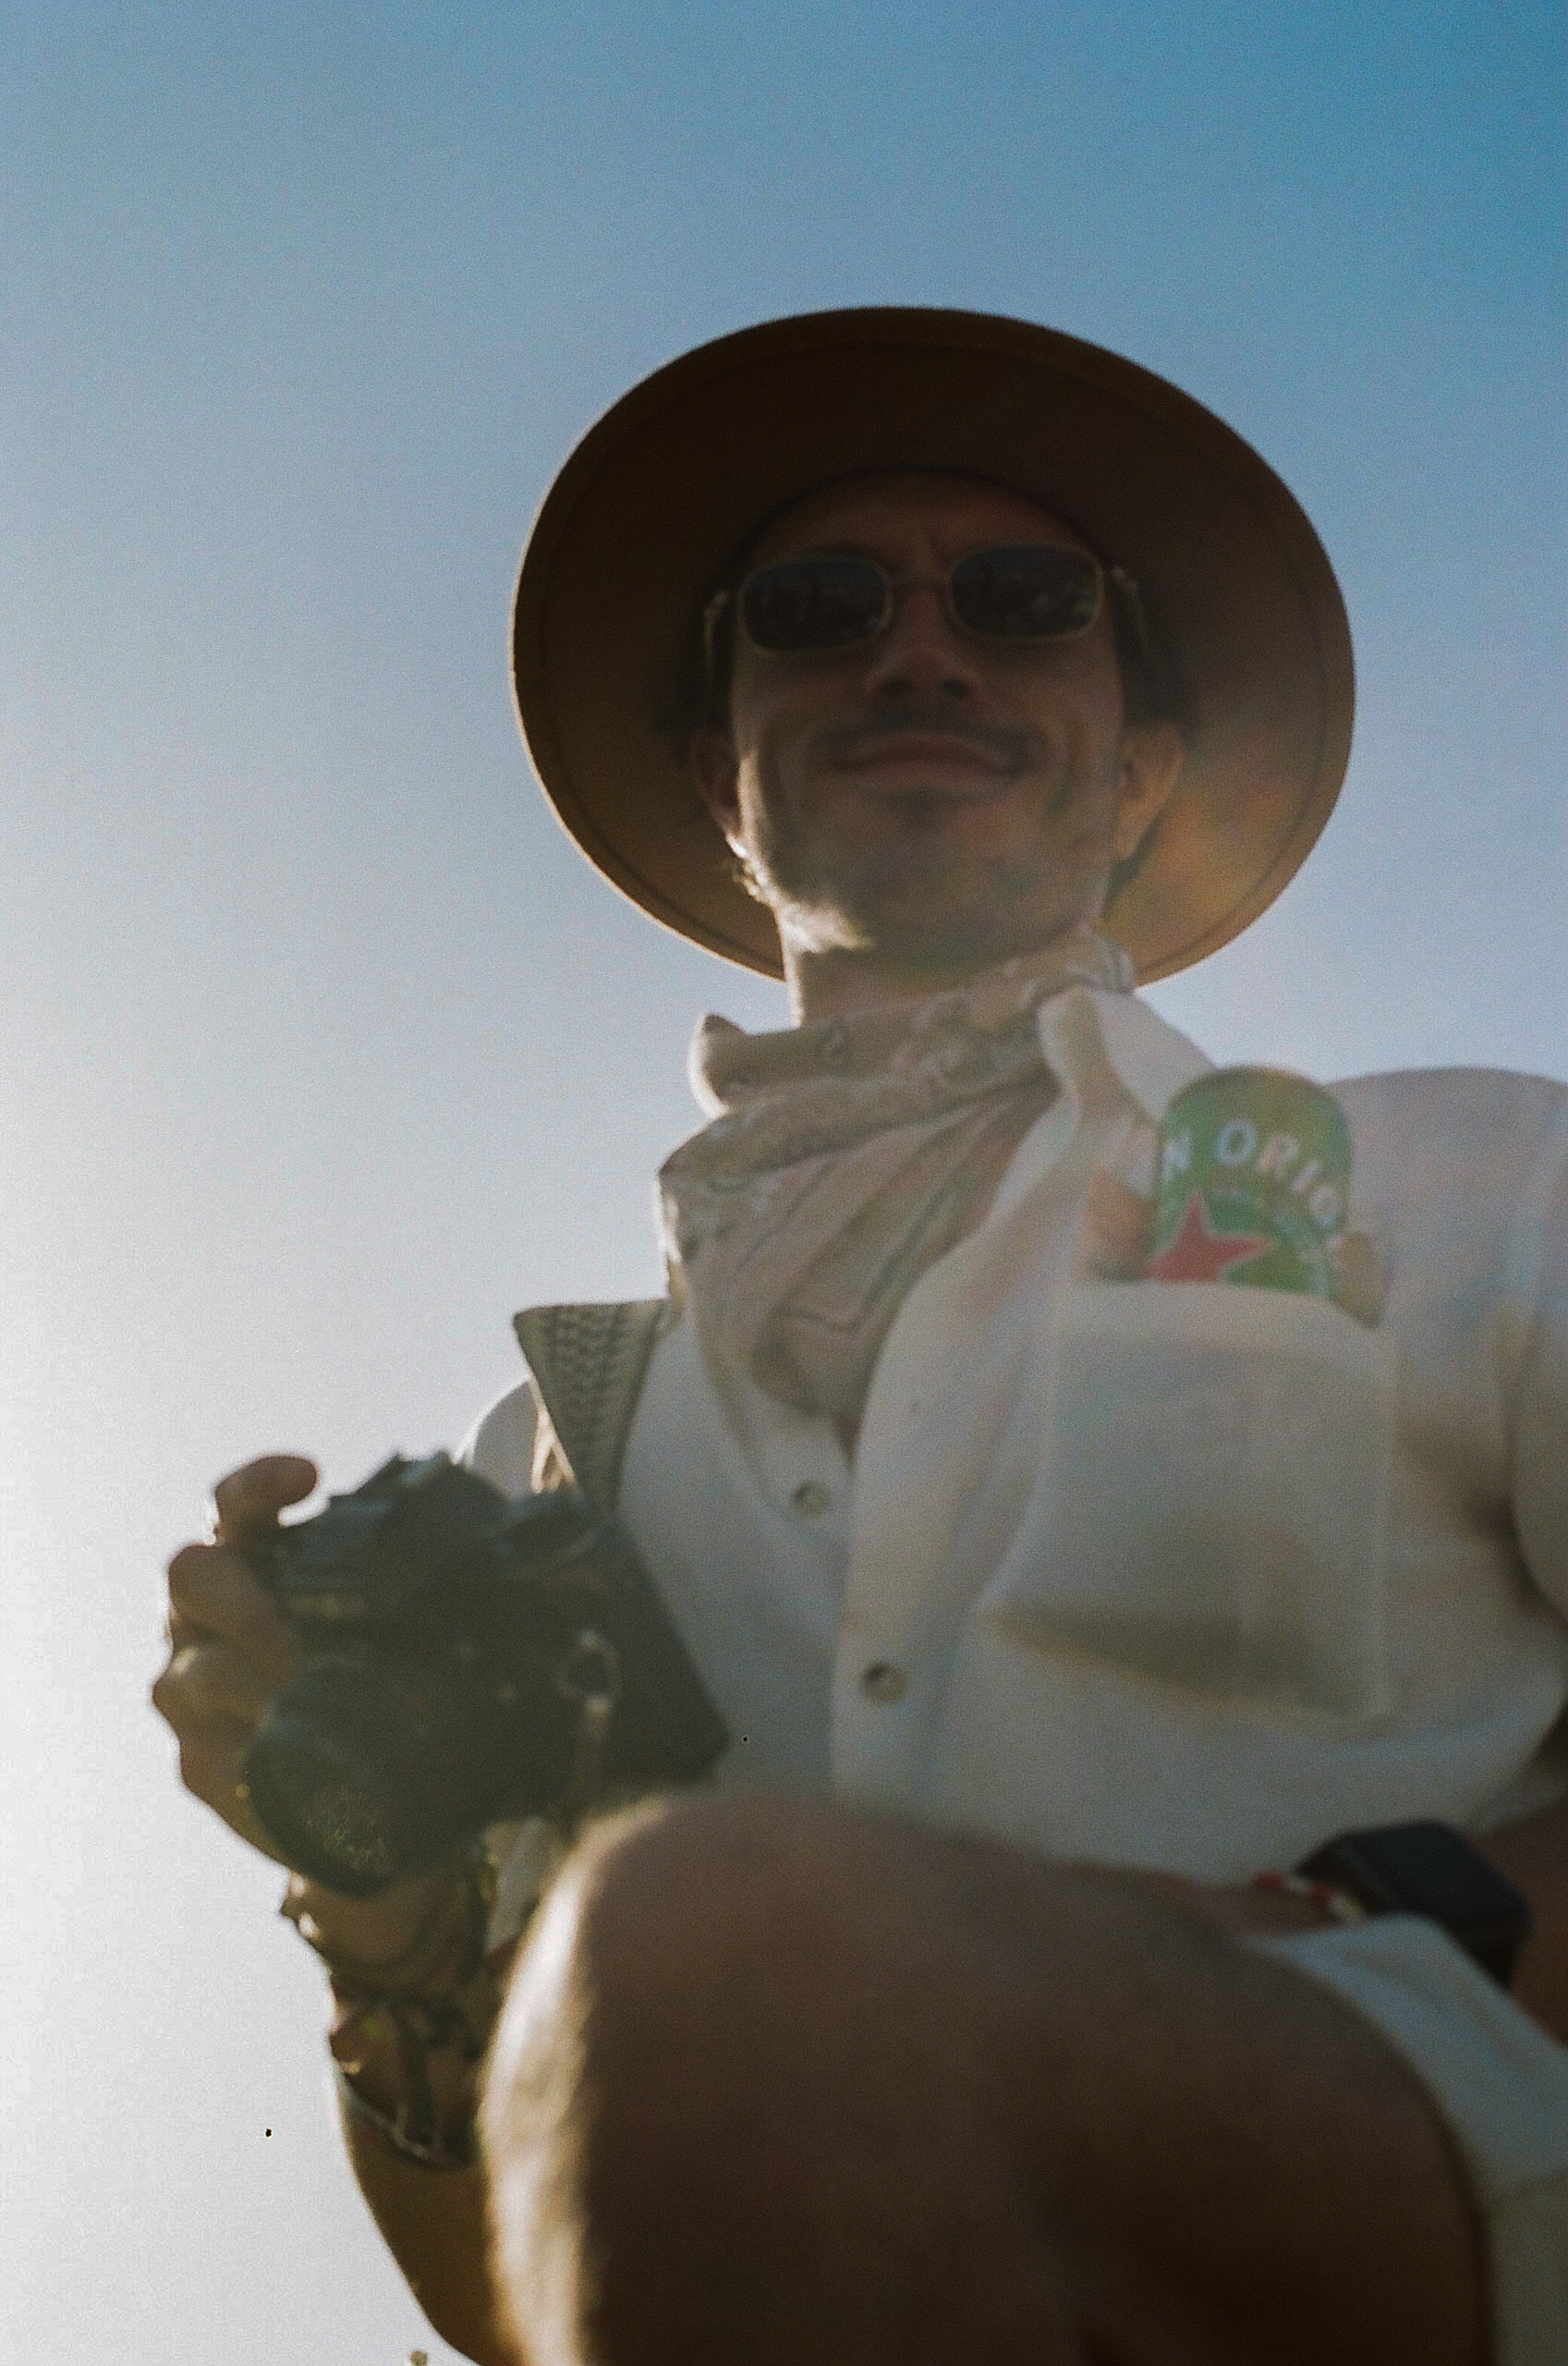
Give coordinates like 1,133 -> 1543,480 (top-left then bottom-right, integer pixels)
1296,1820 -> 1532,1988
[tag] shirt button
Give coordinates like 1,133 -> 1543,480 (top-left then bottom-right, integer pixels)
789,1480 -> 833,1518
860,1661 -> 908,1703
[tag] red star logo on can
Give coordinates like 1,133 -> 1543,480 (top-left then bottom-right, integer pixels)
1145,1191 -> 1273,1283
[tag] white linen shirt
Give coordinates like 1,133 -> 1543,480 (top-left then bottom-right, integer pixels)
467,986 -> 1568,1875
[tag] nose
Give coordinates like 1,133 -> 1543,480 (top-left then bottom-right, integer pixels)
858,580 -> 984,702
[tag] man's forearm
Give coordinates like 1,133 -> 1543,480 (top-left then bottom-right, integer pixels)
339,2107 -> 522,2366
284,1860 -> 525,2365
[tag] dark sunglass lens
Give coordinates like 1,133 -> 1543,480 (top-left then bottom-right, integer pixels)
951,546 -> 1101,639
740,557 -> 888,652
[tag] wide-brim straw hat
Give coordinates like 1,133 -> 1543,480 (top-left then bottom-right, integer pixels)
511,307 -> 1353,982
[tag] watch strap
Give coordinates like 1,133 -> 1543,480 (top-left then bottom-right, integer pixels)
1296,1820 -> 1531,1988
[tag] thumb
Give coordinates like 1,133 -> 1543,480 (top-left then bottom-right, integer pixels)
1076,1164 -> 1157,1282
213,1454 -> 320,1547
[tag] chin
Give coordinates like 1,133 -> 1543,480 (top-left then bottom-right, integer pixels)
755,823 -> 1096,972
860,855 -> 1066,950
791,891 -> 1060,979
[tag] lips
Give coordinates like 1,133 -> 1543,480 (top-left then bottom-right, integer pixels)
835,730 -> 1023,786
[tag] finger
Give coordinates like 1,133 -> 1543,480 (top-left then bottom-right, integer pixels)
213,1454 -> 319,1547
160,1713 -> 289,1863
1108,1116 -> 1159,1201
153,1639 -> 275,1735
164,1605 -> 209,1654
1330,1230 -> 1388,1327
166,1541 -> 300,1685
164,1711 -> 248,1809
152,1645 -> 291,1863
1077,1165 -> 1157,1281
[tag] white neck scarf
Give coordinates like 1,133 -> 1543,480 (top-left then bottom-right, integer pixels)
658,923 -> 1135,1439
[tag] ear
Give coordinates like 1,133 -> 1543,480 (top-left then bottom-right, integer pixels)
1112,720 -> 1185,862
688,726 -> 745,850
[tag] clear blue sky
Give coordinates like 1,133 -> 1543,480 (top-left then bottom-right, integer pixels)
5,6 -> 1562,2360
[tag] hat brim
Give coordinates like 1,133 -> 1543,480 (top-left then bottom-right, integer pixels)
512,308 -> 1353,983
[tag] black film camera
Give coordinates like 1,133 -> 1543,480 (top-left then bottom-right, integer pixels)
240,1453 -> 728,1896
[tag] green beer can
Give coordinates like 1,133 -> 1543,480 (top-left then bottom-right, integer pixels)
1148,1068 -> 1353,1297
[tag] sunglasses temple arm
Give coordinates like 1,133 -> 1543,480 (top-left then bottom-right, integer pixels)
1107,566 -> 1153,664
700,590 -> 734,710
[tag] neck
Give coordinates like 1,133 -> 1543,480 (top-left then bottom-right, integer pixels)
781,919 -> 1113,1025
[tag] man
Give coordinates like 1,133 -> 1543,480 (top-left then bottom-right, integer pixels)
155,311 -> 1566,2366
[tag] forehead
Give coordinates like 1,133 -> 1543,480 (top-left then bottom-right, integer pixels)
742,470 -> 1092,568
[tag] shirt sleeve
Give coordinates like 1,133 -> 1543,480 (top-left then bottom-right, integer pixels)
456,1379 -> 540,1500
1248,1917 -> 1568,2366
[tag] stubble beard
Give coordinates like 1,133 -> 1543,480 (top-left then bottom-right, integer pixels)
743,764 -> 1118,980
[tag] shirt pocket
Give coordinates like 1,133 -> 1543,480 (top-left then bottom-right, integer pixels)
983,1283 -> 1399,1720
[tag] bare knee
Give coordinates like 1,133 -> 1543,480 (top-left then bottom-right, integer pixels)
480,1794 -> 1072,2365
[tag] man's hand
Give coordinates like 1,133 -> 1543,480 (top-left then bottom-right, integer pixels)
153,1453 -> 315,1860
153,1454 -> 459,1959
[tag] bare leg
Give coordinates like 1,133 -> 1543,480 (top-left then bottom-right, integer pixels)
482,1794 -> 1487,2366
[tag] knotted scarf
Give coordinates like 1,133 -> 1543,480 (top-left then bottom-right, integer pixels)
658,924 -> 1135,1440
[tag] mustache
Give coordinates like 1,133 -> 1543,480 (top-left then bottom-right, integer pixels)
816,703 -> 1040,771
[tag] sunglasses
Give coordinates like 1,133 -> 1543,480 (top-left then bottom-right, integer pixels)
706,543 -> 1136,664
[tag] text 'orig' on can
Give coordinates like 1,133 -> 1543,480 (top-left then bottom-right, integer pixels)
1147,1068 -> 1353,1298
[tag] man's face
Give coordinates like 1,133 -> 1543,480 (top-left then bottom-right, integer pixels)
689,474 -> 1182,985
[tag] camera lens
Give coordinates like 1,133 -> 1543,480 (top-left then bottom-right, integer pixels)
243,1650 -> 493,1895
